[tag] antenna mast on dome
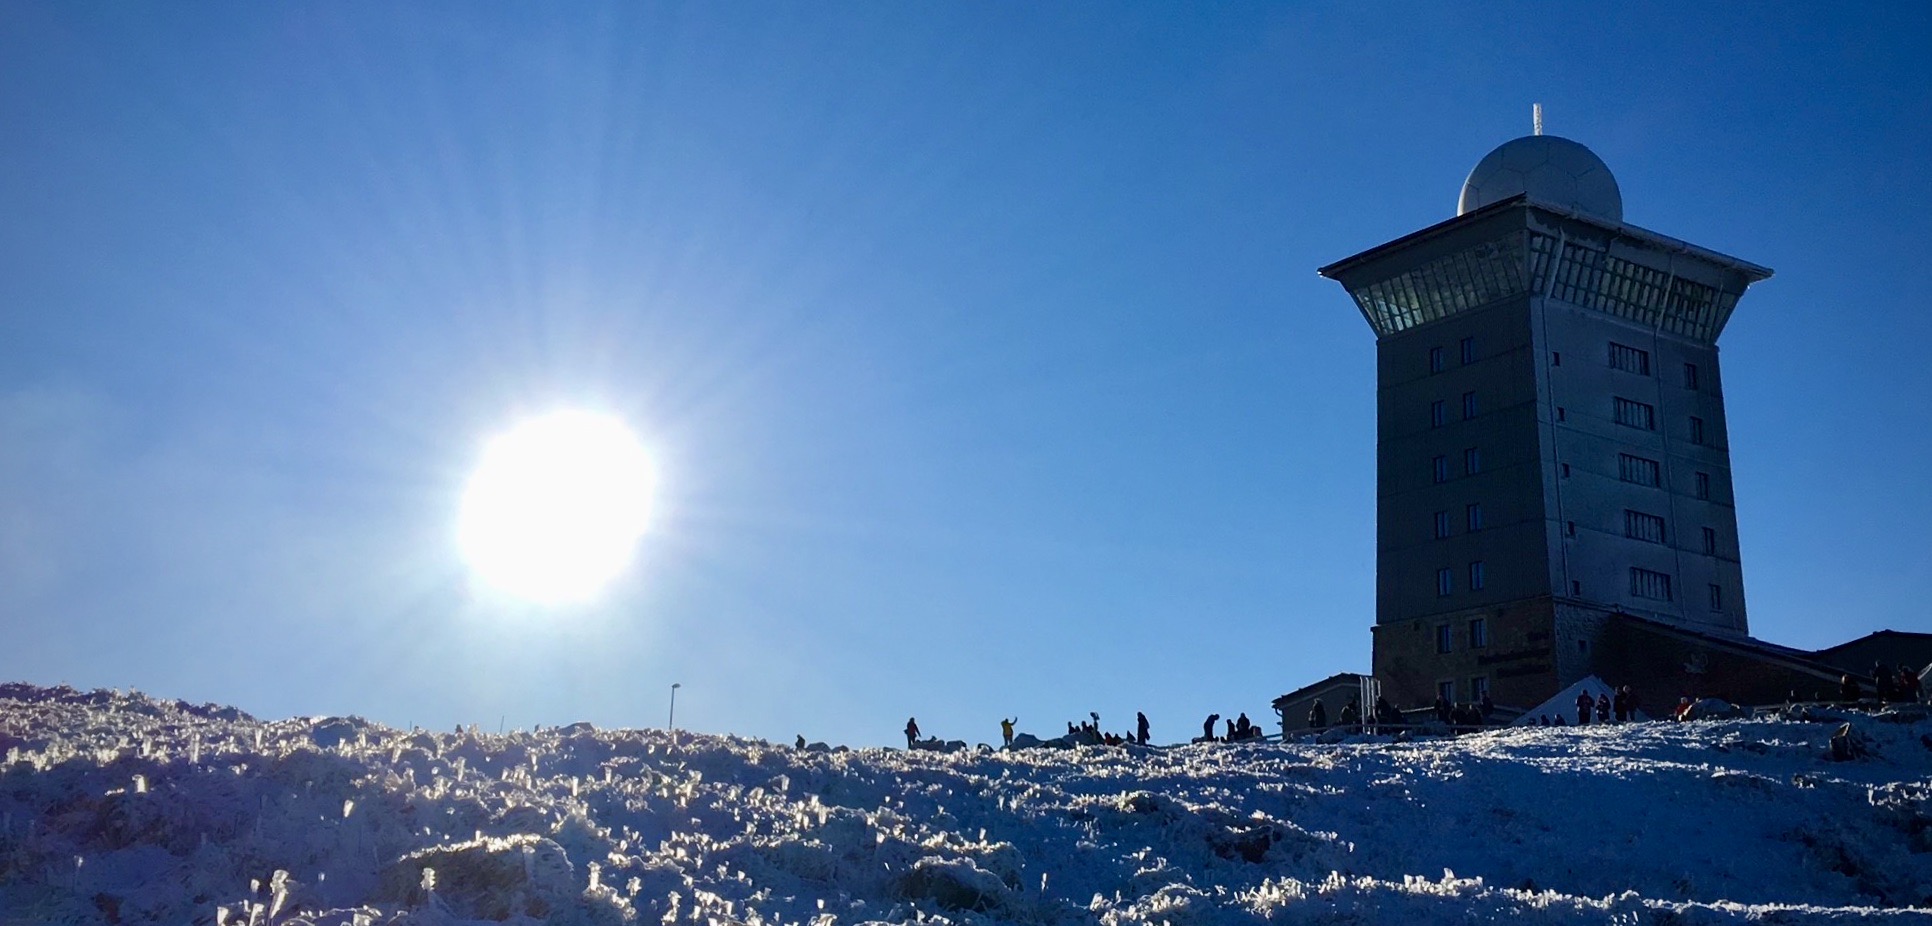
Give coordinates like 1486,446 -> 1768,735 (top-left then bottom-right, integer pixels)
1533,103 -> 1544,136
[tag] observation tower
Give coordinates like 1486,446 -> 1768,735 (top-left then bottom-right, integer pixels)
1318,128 -> 1773,709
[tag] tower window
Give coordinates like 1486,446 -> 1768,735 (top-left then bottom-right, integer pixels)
1469,676 -> 1490,702
1609,342 -> 1651,375
1468,561 -> 1486,591
1613,397 -> 1656,430
1709,584 -> 1723,611
1436,568 -> 1453,597
1552,351 -> 1562,366
1556,407 -> 1566,422
1431,400 -> 1445,428
1695,471 -> 1711,500
1438,680 -> 1457,703
1462,392 -> 1478,420
1702,526 -> 1717,556
1561,463 -> 1571,478
1566,520 -> 1576,537
1468,618 -> 1489,649
1690,416 -> 1705,445
1624,510 -> 1667,544
1434,510 -> 1451,539
1684,363 -> 1700,390
1630,567 -> 1674,601
1430,347 -> 1445,374
1466,503 -> 1484,532
1460,337 -> 1475,365
1571,580 -> 1582,596
1433,455 -> 1449,484
1464,447 -> 1481,475
1618,453 -> 1661,487
1436,624 -> 1452,654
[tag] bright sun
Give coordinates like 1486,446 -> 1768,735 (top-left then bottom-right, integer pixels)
457,410 -> 656,604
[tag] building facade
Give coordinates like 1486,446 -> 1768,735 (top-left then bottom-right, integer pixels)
1318,135 -> 1773,710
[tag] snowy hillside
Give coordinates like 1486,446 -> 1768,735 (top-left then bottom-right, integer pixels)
1,684 -> 1929,925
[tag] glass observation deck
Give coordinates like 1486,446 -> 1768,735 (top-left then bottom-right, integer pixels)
1320,198 -> 1771,344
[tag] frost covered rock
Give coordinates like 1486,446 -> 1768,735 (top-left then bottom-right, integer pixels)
309,716 -> 363,750
377,834 -> 575,920
892,856 -> 1013,912
1829,722 -> 1871,761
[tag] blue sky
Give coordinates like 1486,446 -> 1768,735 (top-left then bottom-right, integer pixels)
2,3 -> 1928,746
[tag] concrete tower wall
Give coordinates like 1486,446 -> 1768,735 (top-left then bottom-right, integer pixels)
1533,296 -> 1747,636
1374,294 -> 1549,626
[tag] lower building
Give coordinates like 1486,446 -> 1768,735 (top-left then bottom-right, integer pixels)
1269,672 -> 1370,738
1350,608 -> 1925,716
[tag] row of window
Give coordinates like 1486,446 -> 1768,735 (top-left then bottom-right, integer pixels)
1562,517 -> 1722,554
1435,617 -> 1489,654
1428,337 -> 1706,387
1600,341 -> 1703,391
1625,567 -> 1725,611
1624,509 -> 1666,544
1445,448 -> 1716,498
1428,337 -> 1478,373
1611,395 -> 1710,444
1433,563 -> 1725,610
1612,396 -> 1654,430
1429,391 -> 1480,427
1432,503 -> 1484,538
1430,448 -> 1482,483
1571,455 -> 1714,500
1618,453 -> 1660,486
1435,561 -> 1486,596
1439,676 -> 1491,706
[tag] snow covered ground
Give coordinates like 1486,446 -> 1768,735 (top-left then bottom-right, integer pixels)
1,683 -> 1929,925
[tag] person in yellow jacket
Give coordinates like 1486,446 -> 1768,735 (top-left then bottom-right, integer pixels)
999,717 -> 1017,747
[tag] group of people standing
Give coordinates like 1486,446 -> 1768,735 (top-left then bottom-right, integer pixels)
1840,662 -> 1925,704
1571,685 -> 1641,725
1058,711 -> 1152,746
1198,712 -> 1265,742
1307,694 -> 1411,731
899,712 -> 1155,750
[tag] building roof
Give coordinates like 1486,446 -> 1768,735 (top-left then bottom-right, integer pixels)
1270,672 -> 1369,710
1317,194 -> 1772,285
1611,612 -> 1852,684
1815,629 -> 1932,656
1812,629 -> 1932,673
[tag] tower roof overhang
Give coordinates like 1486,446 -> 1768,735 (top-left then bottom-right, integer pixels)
1318,196 -> 1773,343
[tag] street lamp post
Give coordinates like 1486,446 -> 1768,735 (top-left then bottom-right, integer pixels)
668,683 -> 681,733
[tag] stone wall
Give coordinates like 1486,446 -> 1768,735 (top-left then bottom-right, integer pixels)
1372,595 -> 1556,710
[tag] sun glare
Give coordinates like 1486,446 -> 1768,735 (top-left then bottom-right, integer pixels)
457,410 -> 656,604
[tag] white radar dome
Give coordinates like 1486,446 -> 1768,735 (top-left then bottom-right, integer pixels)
1458,135 -> 1622,224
